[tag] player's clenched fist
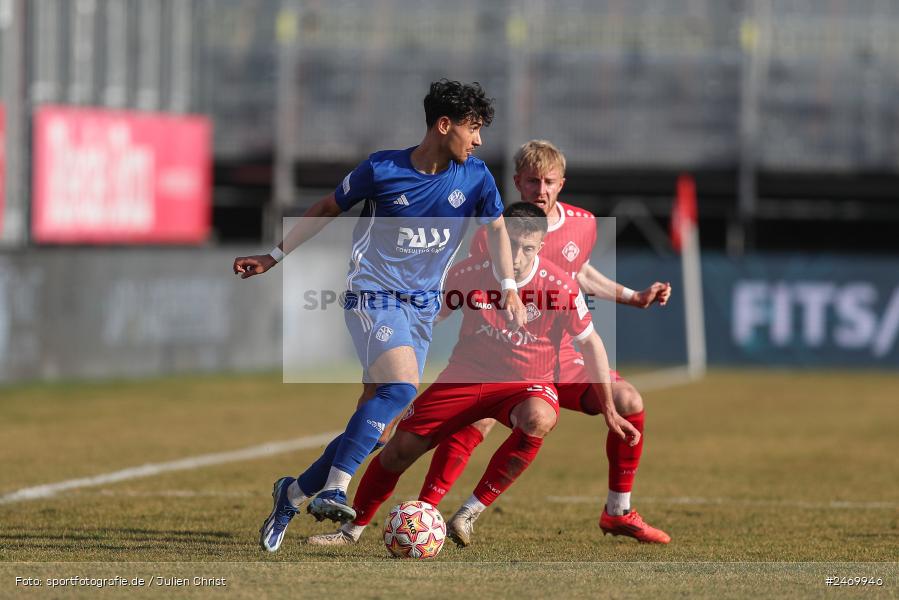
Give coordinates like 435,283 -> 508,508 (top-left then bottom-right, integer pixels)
633,282 -> 672,308
233,254 -> 277,279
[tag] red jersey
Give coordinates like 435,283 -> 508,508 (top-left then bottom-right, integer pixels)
469,201 -> 597,280
470,201 -> 599,374
438,254 -> 593,383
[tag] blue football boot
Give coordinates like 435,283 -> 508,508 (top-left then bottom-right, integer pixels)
306,489 -> 357,523
259,477 -> 299,552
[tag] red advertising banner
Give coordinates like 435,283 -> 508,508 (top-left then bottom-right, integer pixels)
32,106 -> 211,244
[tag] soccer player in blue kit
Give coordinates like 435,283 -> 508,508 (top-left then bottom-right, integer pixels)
233,80 -> 527,552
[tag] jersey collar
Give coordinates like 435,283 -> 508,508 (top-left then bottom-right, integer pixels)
547,202 -> 566,232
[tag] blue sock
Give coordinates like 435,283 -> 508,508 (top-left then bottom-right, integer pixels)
294,417 -> 389,496
332,383 -> 416,476
297,433 -> 343,496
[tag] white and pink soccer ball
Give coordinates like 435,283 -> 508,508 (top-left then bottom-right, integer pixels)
383,501 -> 446,559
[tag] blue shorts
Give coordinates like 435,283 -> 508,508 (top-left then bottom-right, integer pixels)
343,294 -> 434,383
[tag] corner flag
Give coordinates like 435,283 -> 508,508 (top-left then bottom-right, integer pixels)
670,173 -> 698,253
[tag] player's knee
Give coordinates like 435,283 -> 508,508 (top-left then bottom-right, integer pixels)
613,383 -> 643,416
380,450 -> 412,473
518,406 -> 557,438
380,433 -> 426,472
376,382 -> 418,413
472,418 -> 497,438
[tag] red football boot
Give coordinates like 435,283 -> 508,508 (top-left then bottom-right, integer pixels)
599,507 -> 671,544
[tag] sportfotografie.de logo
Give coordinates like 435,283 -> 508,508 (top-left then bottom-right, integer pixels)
301,288 -> 596,312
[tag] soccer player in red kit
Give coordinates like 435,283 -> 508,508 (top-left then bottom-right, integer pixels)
420,140 -> 673,543
307,202 -> 638,548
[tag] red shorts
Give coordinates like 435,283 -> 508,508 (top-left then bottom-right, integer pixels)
556,351 -> 623,415
397,381 -> 560,445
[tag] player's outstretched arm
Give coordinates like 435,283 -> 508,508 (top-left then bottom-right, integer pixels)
579,330 -> 640,446
576,263 -> 671,308
233,193 -> 343,279
575,263 -> 617,302
484,216 -> 527,330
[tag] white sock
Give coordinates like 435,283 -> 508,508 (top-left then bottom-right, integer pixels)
606,491 -> 631,516
322,467 -> 352,494
460,495 -> 487,516
286,480 -> 309,508
340,522 -> 366,541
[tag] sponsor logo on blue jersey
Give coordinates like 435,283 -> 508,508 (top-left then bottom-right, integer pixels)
396,227 -> 451,254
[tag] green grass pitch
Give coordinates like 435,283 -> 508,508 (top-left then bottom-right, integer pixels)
1,370 -> 896,598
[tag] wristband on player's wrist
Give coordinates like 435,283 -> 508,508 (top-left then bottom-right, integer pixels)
269,247 -> 286,263
620,286 -> 636,303
500,278 -> 517,292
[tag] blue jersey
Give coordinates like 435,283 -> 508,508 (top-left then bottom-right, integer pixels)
335,147 -> 503,308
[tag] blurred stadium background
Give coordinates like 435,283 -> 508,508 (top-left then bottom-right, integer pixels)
2,0 -> 899,380
0,1 -> 897,592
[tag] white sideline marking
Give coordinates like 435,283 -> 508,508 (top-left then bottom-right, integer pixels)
0,431 -> 341,506
546,495 -> 898,511
91,489 -> 254,498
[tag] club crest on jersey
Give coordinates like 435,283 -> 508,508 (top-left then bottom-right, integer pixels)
525,302 -> 541,323
375,326 -> 394,342
562,241 -> 580,262
447,189 -> 466,208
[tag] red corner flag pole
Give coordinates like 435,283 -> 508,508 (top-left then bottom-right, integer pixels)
670,173 -> 698,253
672,173 -> 706,378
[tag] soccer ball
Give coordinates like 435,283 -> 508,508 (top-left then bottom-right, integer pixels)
383,501 -> 446,559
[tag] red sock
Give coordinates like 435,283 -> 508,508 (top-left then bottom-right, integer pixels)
607,410 -> 645,493
473,428 -> 543,506
418,425 -> 484,507
351,455 -> 402,526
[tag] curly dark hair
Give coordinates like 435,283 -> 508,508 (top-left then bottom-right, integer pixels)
504,202 -> 548,237
423,79 -> 495,129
